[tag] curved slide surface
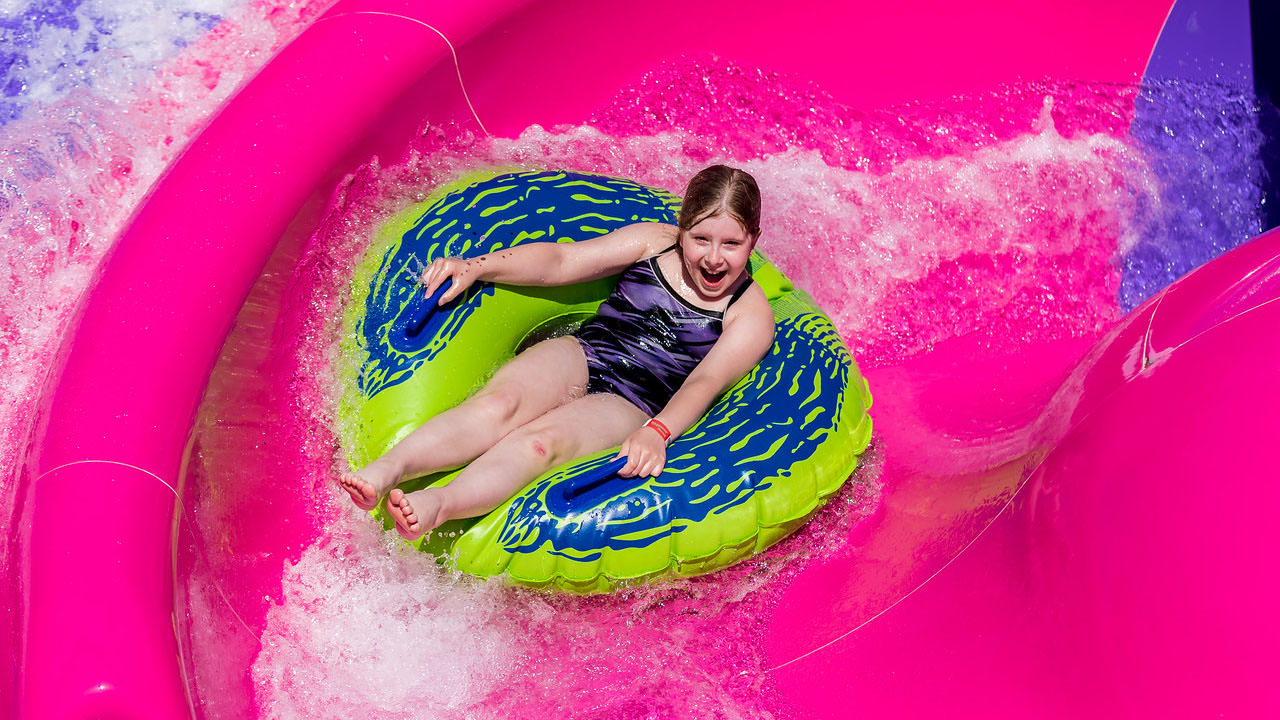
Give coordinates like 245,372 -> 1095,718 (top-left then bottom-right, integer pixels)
16,0 -> 1278,718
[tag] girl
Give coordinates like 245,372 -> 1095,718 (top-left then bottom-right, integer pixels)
339,165 -> 776,541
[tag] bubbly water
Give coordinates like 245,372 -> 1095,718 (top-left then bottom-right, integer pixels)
0,0 -> 333,572
1,2 -> 1271,719
0,0 -> 331,710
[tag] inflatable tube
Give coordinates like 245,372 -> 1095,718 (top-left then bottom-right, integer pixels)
343,170 -> 873,592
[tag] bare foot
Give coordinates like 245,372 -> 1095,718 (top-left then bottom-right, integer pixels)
386,488 -> 445,541
337,459 -> 400,511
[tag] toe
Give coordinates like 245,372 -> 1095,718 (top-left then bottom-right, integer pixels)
338,472 -> 381,510
386,492 -> 404,518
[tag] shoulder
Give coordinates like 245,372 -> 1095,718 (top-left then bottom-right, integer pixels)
565,222 -> 677,271
724,283 -> 775,338
610,221 -> 678,257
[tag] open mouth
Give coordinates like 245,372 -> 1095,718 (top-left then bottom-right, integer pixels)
700,267 -> 727,287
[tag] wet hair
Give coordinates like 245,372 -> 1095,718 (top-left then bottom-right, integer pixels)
677,165 -> 761,238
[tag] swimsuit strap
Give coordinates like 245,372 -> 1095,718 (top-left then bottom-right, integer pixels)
651,246 -> 754,314
726,271 -> 754,307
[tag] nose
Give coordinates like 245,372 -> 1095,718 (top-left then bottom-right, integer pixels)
706,243 -> 724,267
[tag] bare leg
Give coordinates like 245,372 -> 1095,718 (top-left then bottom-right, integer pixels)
386,393 -> 648,540
338,336 -> 588,510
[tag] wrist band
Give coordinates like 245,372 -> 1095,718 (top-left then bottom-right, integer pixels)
644,418 -> 671,443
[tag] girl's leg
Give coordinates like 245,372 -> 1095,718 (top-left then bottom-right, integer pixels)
338,336 -> 588,510
386,392 -> 649,540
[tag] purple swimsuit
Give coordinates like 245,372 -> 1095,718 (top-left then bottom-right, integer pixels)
573,251 -> 753,416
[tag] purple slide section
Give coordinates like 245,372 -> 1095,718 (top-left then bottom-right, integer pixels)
25,0 -> 1280,718
1143,0 -> 1252,85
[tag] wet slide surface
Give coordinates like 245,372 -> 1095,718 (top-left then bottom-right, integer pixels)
8,0 -> 1279,717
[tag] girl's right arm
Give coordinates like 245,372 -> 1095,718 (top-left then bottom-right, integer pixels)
422,222 -> 677,303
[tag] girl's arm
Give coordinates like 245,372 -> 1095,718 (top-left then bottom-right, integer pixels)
616,284 -> 776,478
422,222 -> 677,303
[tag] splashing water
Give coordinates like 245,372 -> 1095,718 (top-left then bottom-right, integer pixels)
0,0 -> 333,707
1122,79 -> 1269,308
0,0 -> 335,520
2,5 -> 1274,720
180,52 -> 1267,719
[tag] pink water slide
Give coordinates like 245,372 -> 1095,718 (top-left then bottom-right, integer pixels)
16,0 -> 1278,717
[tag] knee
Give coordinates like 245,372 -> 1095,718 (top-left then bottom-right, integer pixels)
508,423 -> 569,467
473,386 -> 522,427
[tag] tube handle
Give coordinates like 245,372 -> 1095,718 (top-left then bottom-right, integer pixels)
405,278 -> 454,338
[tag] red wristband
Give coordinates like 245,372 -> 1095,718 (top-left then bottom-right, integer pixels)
644,418 -> 671,443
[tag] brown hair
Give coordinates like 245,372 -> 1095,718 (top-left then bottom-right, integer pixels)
677,165 -> 761,237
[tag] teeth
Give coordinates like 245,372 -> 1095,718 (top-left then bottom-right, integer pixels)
700,268 -> 725,287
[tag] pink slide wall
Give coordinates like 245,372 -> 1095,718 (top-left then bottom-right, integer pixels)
20,0 -> 1278,718
767,225 -> 1280,717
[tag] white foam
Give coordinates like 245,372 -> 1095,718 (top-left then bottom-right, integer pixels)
480,117 -> 1155,345
252,526 -> 520,719
0,0 -> 333,684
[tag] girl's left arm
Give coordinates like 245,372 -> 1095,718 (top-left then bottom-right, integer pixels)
422,222 -> 676,303
616,286 -> 776,478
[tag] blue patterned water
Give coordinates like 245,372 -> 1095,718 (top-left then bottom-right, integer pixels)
1121,80 -> 1272,310
0,0 -> 226,125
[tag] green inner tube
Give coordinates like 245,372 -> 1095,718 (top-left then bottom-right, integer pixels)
340,169 -> 873,593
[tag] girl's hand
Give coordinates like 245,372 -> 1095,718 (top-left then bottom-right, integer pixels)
616,423 -> 668,478
420,256 -> 479,304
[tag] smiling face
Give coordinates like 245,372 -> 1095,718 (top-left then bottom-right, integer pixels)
678,212 -> 757,300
